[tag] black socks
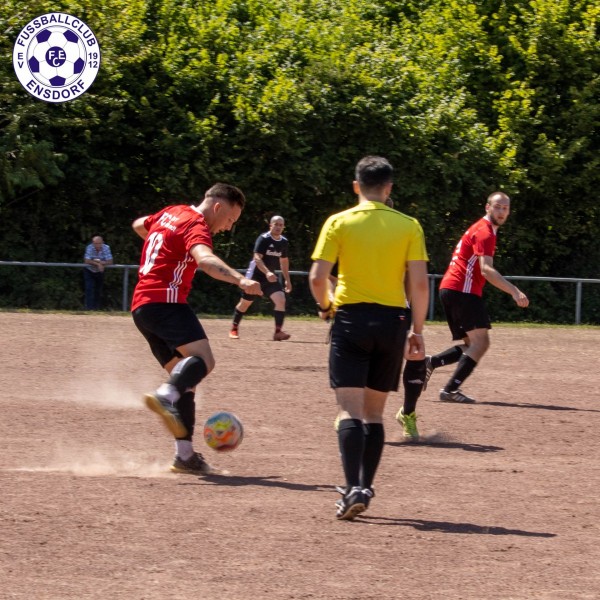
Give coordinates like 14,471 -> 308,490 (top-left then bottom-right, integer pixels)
274,310 -> 285,330
445,354 -> 477,392
402,359 -> 426,415
232,308 -> 244,328
337,419 -> 364,488
337,419 -> 385,490
431,345 -> 464,369
361,422 -> 384,491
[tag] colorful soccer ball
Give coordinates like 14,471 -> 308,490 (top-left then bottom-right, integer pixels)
27,26 -> 86,87
203,411 -> 244,453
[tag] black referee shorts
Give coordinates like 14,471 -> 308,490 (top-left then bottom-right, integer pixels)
132,303 -> 207,367
439,288 -> 491,341
329,303 -> 409,392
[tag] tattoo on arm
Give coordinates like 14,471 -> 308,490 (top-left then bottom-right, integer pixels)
200,255 -> 240,283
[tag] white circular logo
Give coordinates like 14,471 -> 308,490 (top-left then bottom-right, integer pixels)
13,13 -> 101,103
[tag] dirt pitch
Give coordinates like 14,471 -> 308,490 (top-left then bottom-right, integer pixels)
1,312 -> 599,600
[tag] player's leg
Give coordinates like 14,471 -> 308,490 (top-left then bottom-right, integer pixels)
362,387 -> 387,497
424,288 -> 467,388
133,305 -> 214,473
334,387 -> 368,519
270,290 -> 290,341
159,356 -> 200,470
397,357 -> 426,441
161,339 -> 217,474
363,306 -> 406,486
439,329 -> 489,403
134,304 -> 210,438
230,296 -> 254,339
426,344 -> 467,380
329,306 -> 370,519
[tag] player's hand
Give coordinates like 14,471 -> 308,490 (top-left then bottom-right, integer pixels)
406,332 -> 425,358
284,282 -> 292,294
239,278 -> 263,296
266,271 -> 278,283
513,289 -> 529,308
317,304 -> 335,322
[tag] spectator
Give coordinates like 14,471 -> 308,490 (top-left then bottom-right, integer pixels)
83,235 -> 113,310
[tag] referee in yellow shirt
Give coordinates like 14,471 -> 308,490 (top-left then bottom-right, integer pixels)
309,155 -> 429,520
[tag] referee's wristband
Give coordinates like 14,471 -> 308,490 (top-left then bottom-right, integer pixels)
316,303 -> 332,312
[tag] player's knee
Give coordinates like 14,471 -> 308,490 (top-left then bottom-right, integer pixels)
200,354 -> 215,373
473,336 -> 490,355
170,355 -> 212,391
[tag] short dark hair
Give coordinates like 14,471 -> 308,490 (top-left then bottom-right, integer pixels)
355,156 -> 394,189
205,183 -> 246,208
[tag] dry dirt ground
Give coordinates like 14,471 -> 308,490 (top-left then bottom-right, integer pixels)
1,312 -> 599,600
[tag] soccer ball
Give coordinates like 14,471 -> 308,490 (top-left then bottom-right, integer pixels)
203,411 -> 244,453
27,26 -> 87,87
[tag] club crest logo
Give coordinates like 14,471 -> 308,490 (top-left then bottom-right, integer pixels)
13,13 -> 101,103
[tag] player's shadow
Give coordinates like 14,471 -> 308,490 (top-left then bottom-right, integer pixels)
179,474 -> 335,492
477,400 -> 600,413
386,440 -> 503,452
357,515 -> 556,537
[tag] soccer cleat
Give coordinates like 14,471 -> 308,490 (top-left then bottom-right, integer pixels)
229,329 -> 240,339
170,452 -> 214,475
144,393 -> 188,438
273,330 -> 291,341
422,355 -> 434,391
362,487 -> 375,509
439,388 -> 476,403
335,486 -> 367,520
336,485 -> 375,509
396,408 -> 419,441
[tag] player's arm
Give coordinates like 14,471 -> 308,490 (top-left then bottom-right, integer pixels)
132,217 -> 149,240
405,260 -> 429,357
479,255 -> 529,307
253,252 -> 278,282
191,244 -> 262,295
280,257 -> 292,293
309,259 -> 335,320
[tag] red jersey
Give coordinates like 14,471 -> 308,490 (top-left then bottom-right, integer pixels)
131,205 -> 213,311
440,217 -> 496,297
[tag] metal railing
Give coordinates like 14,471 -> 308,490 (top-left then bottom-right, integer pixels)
1,261 -> 599,324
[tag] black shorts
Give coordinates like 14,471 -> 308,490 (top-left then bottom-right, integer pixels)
329,303 -> 409,392
439,288 -> 491,341
132,303 -> 207,367
241,279 -> 283,301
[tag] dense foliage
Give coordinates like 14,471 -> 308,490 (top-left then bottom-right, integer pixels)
1,0 -> 598,321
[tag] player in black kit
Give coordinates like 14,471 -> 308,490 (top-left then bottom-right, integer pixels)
230,215 -> 293,341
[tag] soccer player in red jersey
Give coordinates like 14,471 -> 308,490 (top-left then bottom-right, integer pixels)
424,192 -> 529,403
131,183 -> 261,474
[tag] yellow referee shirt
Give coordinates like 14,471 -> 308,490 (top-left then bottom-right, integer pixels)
311,201 -> 428,308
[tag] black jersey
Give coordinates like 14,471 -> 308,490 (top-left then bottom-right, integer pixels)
245,232 -> 289,281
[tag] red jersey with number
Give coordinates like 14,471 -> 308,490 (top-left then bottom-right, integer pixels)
440,217 -> 496,297
131,205 -> 213,311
